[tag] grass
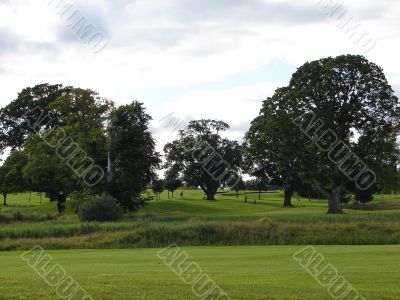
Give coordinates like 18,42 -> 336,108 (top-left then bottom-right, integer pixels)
0,245 -> 399,299
1,190 -> 400,250
1,191 -> 400,299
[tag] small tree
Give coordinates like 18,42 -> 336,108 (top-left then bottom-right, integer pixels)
0,150 -> 28,206
165,168 -> 182,199
152,179 -> 165,200
0,167 -> 11,207
257,177 -> 268,201
233,177 -> 246,198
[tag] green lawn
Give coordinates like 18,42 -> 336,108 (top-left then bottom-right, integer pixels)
0,245 -> 399,299
1,191 -> 400,299
3,189 -> 400,219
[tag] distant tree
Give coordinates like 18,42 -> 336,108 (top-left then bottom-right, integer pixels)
152,179 -> 165,200
164,167 -> 182,199
164,120 -> 242,201
244,180 -> 258,191
233,177 -> 246,198
107,101 -> 161,210
256,177 -> 268,201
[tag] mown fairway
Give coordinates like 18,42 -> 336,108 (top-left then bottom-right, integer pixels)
1,245 -> 399,300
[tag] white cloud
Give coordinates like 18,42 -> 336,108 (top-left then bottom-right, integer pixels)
0,0 -> 399,154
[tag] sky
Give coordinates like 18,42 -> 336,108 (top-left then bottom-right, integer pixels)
0,0 -> 399,154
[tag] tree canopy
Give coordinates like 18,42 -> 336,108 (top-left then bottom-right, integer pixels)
107,101 -> 161,210
164,119 -> 242,200
247,55 -> 400,213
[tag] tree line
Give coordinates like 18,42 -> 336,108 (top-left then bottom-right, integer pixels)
1,55 -> 399,214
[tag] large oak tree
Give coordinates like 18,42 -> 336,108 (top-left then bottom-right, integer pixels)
247,55 -> 400,213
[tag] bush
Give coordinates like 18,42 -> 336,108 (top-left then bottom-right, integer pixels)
78,195 -> 123,222
355,188 -> 375,204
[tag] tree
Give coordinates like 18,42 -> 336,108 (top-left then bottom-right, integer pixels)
233,177 -> 246,198
281,55 -> 400,213
0,83 -> 71,149
245,88 -> 310,207
23,132 -> 79,214
0,150 -> 28,206
152,179 -> 165,200
48,88 -> 112,194
107,101 -> 161,210
164,167 -> 182,199
0,167 -> 11,207
164,120 -> 242,201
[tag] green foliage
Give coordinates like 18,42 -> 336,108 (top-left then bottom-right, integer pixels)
164,119 -> 242,200
151,179 -> 165,200
0,150 -> 28,206
1,84 -> 113,214
247,55 -> 400,214
107,101 -> 161,210
0,83 -> 69,149
164,167 -> 183,198
23,132 -> 78,214
78,195 -> 123,222
355,188 -> 375,204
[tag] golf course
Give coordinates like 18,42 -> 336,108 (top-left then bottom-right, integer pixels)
1,190 -> 400,299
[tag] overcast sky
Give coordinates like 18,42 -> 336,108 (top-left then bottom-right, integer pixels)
1,0 -> 399,152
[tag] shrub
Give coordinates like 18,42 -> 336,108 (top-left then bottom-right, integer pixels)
78,195 -> 123,222
355,189 -> 375,203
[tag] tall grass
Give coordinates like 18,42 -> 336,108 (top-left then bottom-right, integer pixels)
0,211 -> 55,223
1,218 -> 400,251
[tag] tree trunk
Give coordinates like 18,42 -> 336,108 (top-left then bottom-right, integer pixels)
284,188 -> 294,207
327,188 -> 342,214
258,190 -> 261,200
29,191 -> 32,202
206,192 -> 215,200
56,194 -> 67,214
172,191 -> 174,199
327,195 -> 342,214
3,193 -> 7,207
107,123 -> 116,183
316,184 -> 342,214
205,187 -> 217,200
